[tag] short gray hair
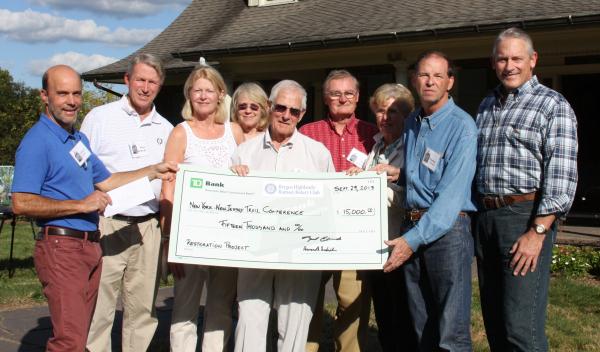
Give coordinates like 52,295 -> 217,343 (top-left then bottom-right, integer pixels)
322,69 -> 359,97
127,53 -> 165,83
493,27 -> 535,57
269,80 -> 307,111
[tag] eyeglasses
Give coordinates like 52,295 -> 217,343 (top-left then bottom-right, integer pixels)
327,90 -> 357,100
238,103 -> 260,111
272,104 -> 303,118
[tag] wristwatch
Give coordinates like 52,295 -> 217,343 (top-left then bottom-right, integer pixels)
532,223 -> 548,235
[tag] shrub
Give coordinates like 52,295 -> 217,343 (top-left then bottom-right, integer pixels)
551,245 -> 593,277
585,248 -> 600,276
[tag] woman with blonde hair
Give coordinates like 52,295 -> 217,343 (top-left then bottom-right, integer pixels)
161,65 -> 243,352
230,82 -> 269,140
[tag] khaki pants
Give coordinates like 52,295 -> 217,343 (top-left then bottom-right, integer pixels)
170,264 -> 207,352
203,266 -> 238,351
86,216 -> 161,352
170,265 -> 237,352
306,270 -> 371,352
235,269 -> 320,352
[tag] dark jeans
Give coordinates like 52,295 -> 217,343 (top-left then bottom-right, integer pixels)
402,215 -> 473,352
369,268 -> 417,352
474,200 -> 555,352
34,234 -> 102,352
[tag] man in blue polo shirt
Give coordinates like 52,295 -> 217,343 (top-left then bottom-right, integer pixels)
11,65 -> 176,352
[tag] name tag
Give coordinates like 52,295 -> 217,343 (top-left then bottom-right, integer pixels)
421,147 -> 441,172
70,141 -> 91,167
347,148 -> 368,168
129,141 -> 148,158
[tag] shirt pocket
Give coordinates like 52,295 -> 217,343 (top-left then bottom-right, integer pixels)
418,151 -> 446,187
504,125 -> 540,150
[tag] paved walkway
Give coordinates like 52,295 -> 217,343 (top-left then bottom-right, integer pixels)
556,224 -> 600,246
0,286 -> 176,352
0,282 -> 338,352
0,225 -> 598,351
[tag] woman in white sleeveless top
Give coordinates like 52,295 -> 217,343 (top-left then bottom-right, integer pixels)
160,65 -> 244,352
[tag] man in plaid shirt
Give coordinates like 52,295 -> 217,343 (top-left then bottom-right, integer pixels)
474,27 -> 578,351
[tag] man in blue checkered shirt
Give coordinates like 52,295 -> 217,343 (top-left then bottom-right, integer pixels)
474,27 -> 578,351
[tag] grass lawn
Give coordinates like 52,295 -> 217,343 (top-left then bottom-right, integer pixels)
1,222 -> 599,350
0,219 -> 44,307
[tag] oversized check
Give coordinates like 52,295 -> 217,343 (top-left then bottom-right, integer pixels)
168,165 -> 388,270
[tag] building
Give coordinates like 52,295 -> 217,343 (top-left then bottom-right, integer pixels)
82,0 -> 600,194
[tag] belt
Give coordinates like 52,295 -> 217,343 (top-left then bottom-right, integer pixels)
37,226 -> 100,242
111,213 -> 158,223
405,209 -> 468,222
478,192 -> 537,210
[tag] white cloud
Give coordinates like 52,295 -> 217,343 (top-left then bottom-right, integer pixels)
28,52 -> 118,76
29,0 -> 191,17
0,9 -> 161,45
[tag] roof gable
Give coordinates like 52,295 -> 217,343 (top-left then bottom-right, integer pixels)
83,0 -> 600,80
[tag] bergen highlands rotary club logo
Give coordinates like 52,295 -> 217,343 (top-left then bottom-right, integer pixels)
264,183 -> 277,194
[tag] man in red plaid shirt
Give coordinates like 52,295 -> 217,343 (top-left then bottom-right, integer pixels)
301,69 -> 378,352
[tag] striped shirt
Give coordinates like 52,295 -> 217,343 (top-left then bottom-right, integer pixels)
475,76 -> 578,215
81,95 -> 173,216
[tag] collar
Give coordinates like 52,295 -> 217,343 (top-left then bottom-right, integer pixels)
417,98 -> 456,131
120,95 -> 161,125
372,132 -> 384,146
494,75 -> 538,102
40,114 -> 80,144
370,132 -> 403,166
263,128 -> 299,149
326,113 -> 358,135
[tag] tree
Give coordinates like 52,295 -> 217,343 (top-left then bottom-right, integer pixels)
80,82 -> 120,121
0,68 -> 42,165
0,70 -> 120,165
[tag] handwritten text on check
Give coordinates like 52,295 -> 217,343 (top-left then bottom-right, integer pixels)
168,165 -> 388,270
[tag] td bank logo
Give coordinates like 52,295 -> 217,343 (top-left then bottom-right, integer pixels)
190,178 -> 203,188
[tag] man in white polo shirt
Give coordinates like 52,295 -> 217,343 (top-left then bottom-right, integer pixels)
82,53 -> 174,352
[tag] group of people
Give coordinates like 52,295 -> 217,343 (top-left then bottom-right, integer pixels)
11,26 -> 577,352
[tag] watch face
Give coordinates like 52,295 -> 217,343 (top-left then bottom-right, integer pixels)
535,224 -> 546,234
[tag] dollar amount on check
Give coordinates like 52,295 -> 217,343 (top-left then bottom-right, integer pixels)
168,165 -> 388,270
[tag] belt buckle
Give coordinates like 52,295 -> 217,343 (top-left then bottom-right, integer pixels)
408,209 -> 420,222
481,196 -> 501,210
493,196 -> 502,209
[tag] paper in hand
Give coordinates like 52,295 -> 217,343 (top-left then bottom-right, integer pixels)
104,177 -> 155,217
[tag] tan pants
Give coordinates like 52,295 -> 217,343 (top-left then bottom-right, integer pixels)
235,269 -> 320,352
86,216 -> 161,352
203,266 -> 238,352
170,265 -> 237,352
306,270 -> 371,352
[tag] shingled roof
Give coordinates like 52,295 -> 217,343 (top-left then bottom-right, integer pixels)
82,0 -> 600,81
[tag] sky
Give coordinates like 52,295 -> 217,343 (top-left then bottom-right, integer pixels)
0,0 -> 192,89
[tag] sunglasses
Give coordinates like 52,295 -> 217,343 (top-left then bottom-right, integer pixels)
272,104 -> 302,118
238,103 -> 260,111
